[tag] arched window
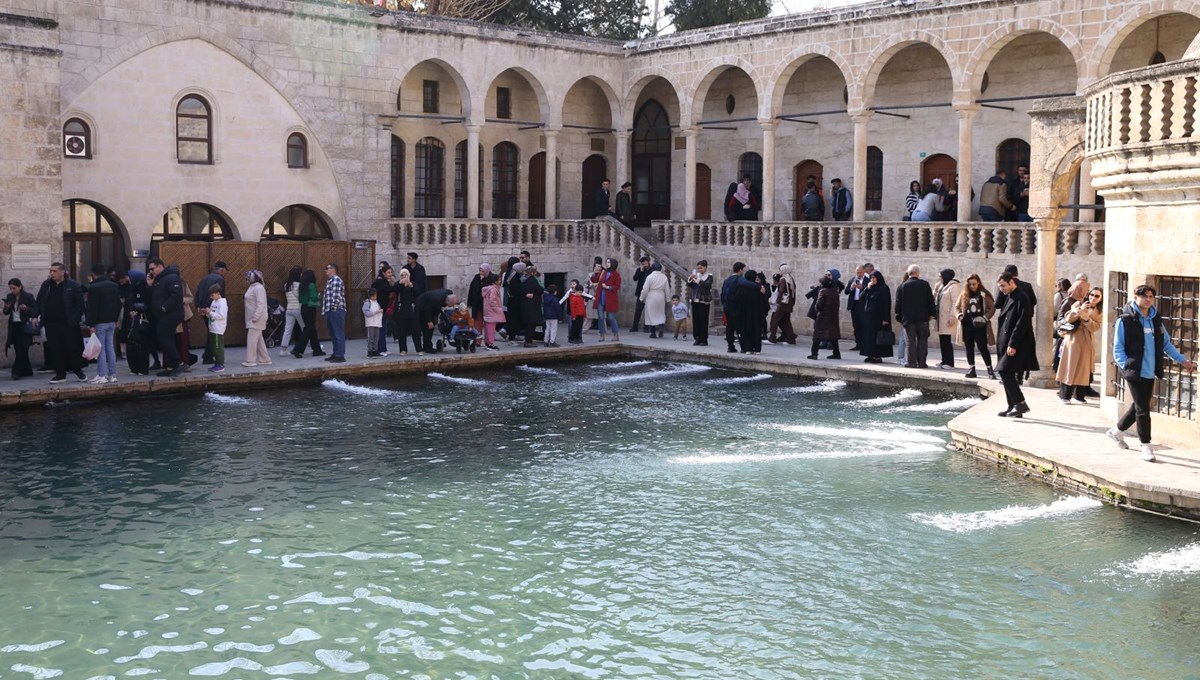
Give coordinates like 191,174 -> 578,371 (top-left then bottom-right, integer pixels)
454,140 -> 483,218
737,152 -> 763,194
390,136 -> 405,218
415,137 -> 446,218
866,145 -> 883,211
62,199 -> 127,280
62,118 -> 92,159
287,132 -> 308,169
155,203 -> 233,249
176,95 -> 212,164
262,205 -> 332,240
995,138 -> 1030,176
632,100 -> 672,224
492,141 -> 519,218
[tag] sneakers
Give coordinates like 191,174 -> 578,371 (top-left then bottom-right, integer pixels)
1141,443 -> 1156,462
88,374 -> 108,384
1060,398 -> 1071,405
241,361 -> 258,367
75,370 -> 87,382
379,352 -> 389,357
49,376 -> 67,384
209,364 -> 225,372
1105,427 -> 1129,450
938,363 -> 953,370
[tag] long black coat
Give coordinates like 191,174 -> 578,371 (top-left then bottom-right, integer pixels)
519,276 -> 544,324
811,282 -> 841,340
860,283 -> 894,358
995,286 -> 1039,372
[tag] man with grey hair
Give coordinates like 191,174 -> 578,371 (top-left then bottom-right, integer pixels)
893,264 -> 937,368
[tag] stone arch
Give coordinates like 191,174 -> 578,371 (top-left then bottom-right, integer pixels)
151,196 -> 244,242
859,31 -> 960,110
687,57 -> 762,126
764,45 -> 853,119
624,71 -> 685,127
393,58 -> 473,119
559,75 -> 621,130
1090,0 -> 1200,80
963,20 -> 1085,97
254,202 -> 341,241
480,66 -> 550,125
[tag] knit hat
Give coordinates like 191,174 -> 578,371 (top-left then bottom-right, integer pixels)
828,268 -> 841,282
940,268 -> 955,284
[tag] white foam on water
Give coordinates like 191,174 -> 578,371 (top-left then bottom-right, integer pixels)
98,584 -> 130,590
279,550 -> 421,569
590,363 -> 711,384
910,496 -> 1102,533
701,373 -> 773,386
428,372 -> 489,386
180,588 -> 203,596
845,388 -> 923,407
1,641 -> 65,653
784,379 -> 847,394
886,397 -> 982,413
203,392 -> 252,405
188,658 -> 262,676
213,641 -> 275,654
1120,543 -> 1200,576
670,440 -> 943,465
759,423 -> 945,445
321,379 -> 398,398
517,364 -> 558,375
316,649 -> 370,673
114,642 -> 207,663
9,665 -> 62,679
591,360 -> 651,370
278,628 -> 323,646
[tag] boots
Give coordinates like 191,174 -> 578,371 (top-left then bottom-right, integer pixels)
965,366 -> 977,378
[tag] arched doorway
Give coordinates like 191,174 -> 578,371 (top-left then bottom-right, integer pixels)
261,205 -> 334,240
528,152 -> 546,219
62,199 -> 128,280
154,203 -> 234,257
580,154 -> 607,218
921,154 -> 957,193
793,160 -> 823,220
696,163 -> 712,220
995,138 -> 1031,175
632,100 -> 672,227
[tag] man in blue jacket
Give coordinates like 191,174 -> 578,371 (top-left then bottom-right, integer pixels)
1108,284 -> 1195,461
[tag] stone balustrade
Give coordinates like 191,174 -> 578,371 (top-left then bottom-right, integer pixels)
1086,58 -> 1200,155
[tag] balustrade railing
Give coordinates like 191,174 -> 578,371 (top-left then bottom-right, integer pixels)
1086,58 -> 1200,154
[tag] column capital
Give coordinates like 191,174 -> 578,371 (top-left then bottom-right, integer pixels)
953,103 -> 981,119
465,124 -> 482,135
680,126 -> 700,138
758,119 -> 778,133
614,129 -> 630,140
543,127 -> 561,138
848,110 -> 873,124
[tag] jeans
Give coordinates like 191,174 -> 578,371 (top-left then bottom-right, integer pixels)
911,210 -> 932,221
902,321 -> 930,367
979,206 -> 1004,222
598,311 -> 619,338
94,322 -> 117,377
544,319 -> 558,344
325,308 -> 346,358
281,306 -> 305,351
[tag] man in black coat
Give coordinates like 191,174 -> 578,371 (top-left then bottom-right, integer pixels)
995,272 -> 1038,417
893,264 -> 937,368
147,257 -> 186,377
195,261 -> 227,364
416,288 -> 457,354
35,262 -> 87,384
615,182 -> 635,225
594,179 -> 612,217
629,256 -> 650,333
404,252 -> 428,296
845,263 -> 871,350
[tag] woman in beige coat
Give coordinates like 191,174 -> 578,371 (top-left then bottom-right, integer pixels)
1056,286 -> 1103,404
242,269 -> 272,367
933,268 -> 960,369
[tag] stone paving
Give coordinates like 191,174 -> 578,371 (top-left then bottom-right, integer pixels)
3,329 -> 1198,521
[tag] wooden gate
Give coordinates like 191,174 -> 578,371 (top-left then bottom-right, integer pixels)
528,152 -> 546,219
793,160 -> 823,220
695,163 -> 712,220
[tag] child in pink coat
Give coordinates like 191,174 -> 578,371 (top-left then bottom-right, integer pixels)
481,274 -> 505,351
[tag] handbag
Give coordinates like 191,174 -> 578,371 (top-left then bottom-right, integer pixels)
972,315 -> 987,329
1056,319 -> 1077,334
21,319 -> 38,335
875,328 -> 896,346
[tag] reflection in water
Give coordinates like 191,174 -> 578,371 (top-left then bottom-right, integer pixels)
1,362 -> 1198,677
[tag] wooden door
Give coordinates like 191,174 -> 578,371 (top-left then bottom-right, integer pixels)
922,154 -> 958,192
528,152 -> 546,219
793,160 -> 823,220
695,163 -> 712,220
581,154 -> 606,218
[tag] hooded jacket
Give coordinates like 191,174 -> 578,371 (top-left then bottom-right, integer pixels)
150,265 -> 184,319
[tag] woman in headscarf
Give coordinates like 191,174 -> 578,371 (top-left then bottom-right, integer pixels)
393,267 -> 421,354
504,258 -> 525,344
768,263 -> 797,344
1057,286 -> 1103,404
860,270 -> 894,363
292,269 -> 323,358
371,263 -> 397,356
1053,279 -> 1088,372
242,269 -> 271,367
591,257 -> 622,342
732,269 -> 765,354
467,262 -> 491,348
638,262 -> 669,338
808,268 -> 842,360
519,265 -> 544,348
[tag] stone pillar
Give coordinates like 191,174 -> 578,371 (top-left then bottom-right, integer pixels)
760,120 -> 777,221
1077,158 -> 1096,222
466,124 -> 481,219
954,104 -> 980,223
850,112 -> 871,221
683,127 -> 698,220
614,130 -> 630,186
544,128 -> 559,219
1032,218 -> 1060,385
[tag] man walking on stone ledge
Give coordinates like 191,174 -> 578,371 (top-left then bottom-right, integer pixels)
994,272 -> 1037,418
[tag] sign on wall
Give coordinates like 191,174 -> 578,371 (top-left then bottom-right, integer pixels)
11,244 -> 52,269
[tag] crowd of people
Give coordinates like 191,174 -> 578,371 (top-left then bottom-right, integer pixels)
4,247 -> 1194,461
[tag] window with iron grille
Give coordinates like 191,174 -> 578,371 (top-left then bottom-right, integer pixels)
423,80 -> 439,114
1110,271 -> 1129,402
866,145 -> 883,211
454,141 -> 483,218
390,136 -> 405,218
1153,275 -> 1198,420
496,87 -> 512,120
492,142 -> 519,218
414,137 -> 445,218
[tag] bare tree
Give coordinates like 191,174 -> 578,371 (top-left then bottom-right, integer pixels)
342,0 -> 512,21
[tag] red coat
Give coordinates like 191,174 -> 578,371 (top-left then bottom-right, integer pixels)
566,292 -> 587,318
591,270 -> 622,312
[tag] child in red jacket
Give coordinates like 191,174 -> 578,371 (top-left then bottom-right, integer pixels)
565,279 -> 589,345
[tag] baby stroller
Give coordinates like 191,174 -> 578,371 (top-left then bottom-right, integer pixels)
438,307 -> 479,353
264,297 -> 287,348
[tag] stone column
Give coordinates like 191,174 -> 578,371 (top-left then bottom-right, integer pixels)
466,124 -> 481,219
614,130 -> 630,186
544,128 -> 559,219
850,112 -> 871,221
760,120 -> 777,221
954,104 -> 980,223
1032,218 -> 1060,385
1077,158 -> 1096,222
683,127 -> 698,220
